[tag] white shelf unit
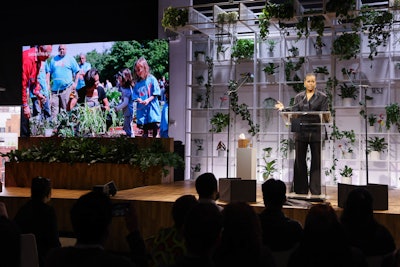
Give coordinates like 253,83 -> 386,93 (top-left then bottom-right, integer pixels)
182,1 -> 400,187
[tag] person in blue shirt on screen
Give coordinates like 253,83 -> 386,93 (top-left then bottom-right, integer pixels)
48,44 -> 80,119
133,57 -> 161,138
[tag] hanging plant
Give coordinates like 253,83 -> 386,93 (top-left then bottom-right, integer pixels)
332,32 -> 361,60
161,6 -> 189,30
203,56 -> 214,108
227,74 -> 260,136
354,7 -> 393,61
385,102 -> 400,132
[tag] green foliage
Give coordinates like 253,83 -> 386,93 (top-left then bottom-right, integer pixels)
209,112 -> 229,133
228,75 -> 260,136
340,165 -> 353,177
313,66 -> 329,75
262,63 -> 278,75
354,7 -> 393,61
367,136 -> 388,152
84,40 -> 169,87
1,138 -> 184,175
161,6 -> 189,30
338,83 -> 358,99
332,33 -> 361,60
231,39 -> 254,62
385,103 -> 400,131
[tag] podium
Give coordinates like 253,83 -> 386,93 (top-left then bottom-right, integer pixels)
280,111 -> 331,201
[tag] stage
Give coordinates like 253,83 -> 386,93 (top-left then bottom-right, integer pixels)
1,180 -> 400,252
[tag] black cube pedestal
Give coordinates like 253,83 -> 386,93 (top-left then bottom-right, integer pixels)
219,178 -> 256,202
337,183 -> 388,210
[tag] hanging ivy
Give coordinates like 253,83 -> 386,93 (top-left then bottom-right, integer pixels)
227,75 -> 260,136
203,56 -> 214,108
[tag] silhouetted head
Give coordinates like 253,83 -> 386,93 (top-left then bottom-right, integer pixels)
172,194 -> 198,229
195,172 -> 218,200
31,176 -> 51,202
262,178 -> 287,207
70,191 -> 113,245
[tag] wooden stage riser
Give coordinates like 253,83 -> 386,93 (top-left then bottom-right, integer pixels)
2,194 -> 400,253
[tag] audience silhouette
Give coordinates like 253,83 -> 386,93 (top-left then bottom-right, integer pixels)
45,191 -> 135,267
0,203 -> 21,267
169,202 -> 223,267
195,172 -> 223,211
288,203 -> 366,267
259,178 -> 303,252
340,187 -> 396,257
214,201 -> 275,267
14,176 -> 61,267
151,194 -> 198,267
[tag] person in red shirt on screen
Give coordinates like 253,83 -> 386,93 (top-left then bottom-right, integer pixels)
21,45 -> 52,137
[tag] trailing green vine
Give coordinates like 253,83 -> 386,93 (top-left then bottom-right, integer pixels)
203,56 -> 214,108
227,75 -> 260,136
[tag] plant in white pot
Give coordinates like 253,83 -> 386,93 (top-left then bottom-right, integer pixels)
339,83 -> 358,107
340,165 -> 353,184
367,136 -> 388,160
262,62 -> 278,83
191,163 -> 201,179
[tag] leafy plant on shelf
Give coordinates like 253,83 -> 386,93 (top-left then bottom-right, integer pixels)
191,163 -> 201,173
367,113 -> 377,127
367,136 -> 388,153
209,112 -> 229,133
338,83 -> 358,99
340,165 -> 353,178
231,39 -> 254,63
261,147 -> 277,180
280,138 -> 295,159
263,62 -> 278,75
313,66 -> 329,75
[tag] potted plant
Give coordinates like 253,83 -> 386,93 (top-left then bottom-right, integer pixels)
209,112 -> 229,133
266,39 -> 278,57
216,44 -> 228,61
340,165 -> 353,184
195,93 -> 204,108
262,62 -> 278,82
339,83 -> 358,106
191,163 -> 201,179
367,113 -> 377,131
195,75 -> 205,86
231,38 -> 254,63
261,157 -> 277,181
216,141 -> 226,157
313,66 -> 329,80
385,103 -> 400,132
194,138 -> 204,156
194,51 -> 206,62
161,6 -> 189,31
367,136 -> 388,160
288,46 -> 299,57
280,138 -> 295,159
338,129 -> 356,159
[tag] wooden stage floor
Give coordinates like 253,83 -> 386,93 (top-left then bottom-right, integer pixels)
1,180 -> 400,252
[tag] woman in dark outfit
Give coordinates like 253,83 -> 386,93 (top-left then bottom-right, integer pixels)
275,73 -> 328,195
